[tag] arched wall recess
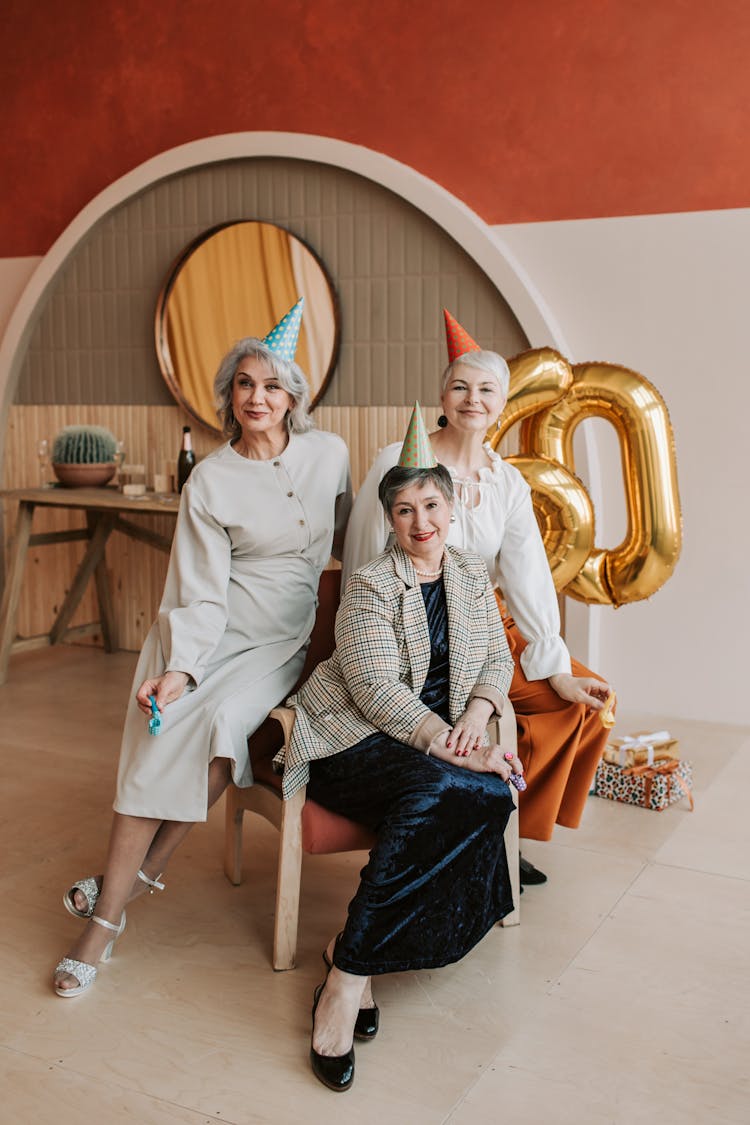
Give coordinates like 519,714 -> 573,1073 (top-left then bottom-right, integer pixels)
0,132 -> 599,662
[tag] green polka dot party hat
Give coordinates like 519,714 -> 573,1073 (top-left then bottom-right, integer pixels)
397,402 -> 437,468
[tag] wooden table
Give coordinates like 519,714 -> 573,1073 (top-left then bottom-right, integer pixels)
0,486 -> 179,684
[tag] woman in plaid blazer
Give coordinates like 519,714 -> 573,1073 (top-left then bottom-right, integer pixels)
281,463 -> 524,1092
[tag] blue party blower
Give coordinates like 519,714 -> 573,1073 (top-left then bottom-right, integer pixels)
148,694 -> 162,736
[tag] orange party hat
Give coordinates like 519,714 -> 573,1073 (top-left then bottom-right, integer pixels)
398,403 -> 437,468
443,308 -> 481,363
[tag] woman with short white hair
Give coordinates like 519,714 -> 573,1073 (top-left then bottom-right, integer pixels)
342,310 -> 612,878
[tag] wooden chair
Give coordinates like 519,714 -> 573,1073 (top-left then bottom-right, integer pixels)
223,570 -> 520,970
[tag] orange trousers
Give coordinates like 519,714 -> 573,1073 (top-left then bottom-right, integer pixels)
498,596 -> 610,842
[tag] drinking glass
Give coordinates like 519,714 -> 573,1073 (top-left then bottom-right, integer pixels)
37,438 -> 50,488
114,440 -> 126,487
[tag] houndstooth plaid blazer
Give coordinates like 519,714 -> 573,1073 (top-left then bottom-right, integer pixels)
277,543 -> 514,798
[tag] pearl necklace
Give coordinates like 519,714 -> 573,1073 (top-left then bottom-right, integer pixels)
414,566 -> 443,578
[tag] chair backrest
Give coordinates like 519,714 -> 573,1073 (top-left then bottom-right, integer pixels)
299,568 -> 341,681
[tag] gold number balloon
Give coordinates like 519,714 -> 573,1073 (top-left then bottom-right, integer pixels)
520,361 -> 682,606
506,454 -> 595,592
488,348 -> 594,593
492,347 -> 573,442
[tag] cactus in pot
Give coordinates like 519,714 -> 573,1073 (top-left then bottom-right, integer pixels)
51,425 -> 118,487
52,425 -> 117,464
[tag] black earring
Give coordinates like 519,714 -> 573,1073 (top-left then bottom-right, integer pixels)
437,415 -> 448,428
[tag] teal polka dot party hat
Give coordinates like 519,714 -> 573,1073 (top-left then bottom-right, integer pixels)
262,297 -> 304,363
397,402 -> 437,468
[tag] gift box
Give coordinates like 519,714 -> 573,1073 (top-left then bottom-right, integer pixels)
603,729 -> 680,769
593,758 -> 693,812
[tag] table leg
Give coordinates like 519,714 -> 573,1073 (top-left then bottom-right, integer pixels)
86,511 -> 118,652
0,501 -> 35,685
50,512 -> 117,646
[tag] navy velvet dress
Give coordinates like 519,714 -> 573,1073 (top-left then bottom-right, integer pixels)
307,577 -> 515,976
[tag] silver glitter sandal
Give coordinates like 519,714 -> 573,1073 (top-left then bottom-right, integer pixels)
62,876 -> 101,919
63,868 -> 163,918
53,912 -> 126,997
136,868 -> 165,894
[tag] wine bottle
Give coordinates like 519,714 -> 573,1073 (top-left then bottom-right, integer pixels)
177,426 -> 196,492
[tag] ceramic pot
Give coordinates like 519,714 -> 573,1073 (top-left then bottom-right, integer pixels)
52,462 -> 116,488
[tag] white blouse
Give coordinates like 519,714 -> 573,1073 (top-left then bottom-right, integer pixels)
341,441 -> 571,681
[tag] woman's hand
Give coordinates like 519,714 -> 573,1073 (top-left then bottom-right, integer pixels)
548,673 -> 611,710
447,697 -> 495,757
135,671 -> 190,716
428,731 -> 523,781
465,744 -> 524,780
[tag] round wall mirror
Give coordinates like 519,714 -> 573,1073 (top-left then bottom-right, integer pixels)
155,220 -> 340,433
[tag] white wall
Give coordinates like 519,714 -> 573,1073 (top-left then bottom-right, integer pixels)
495,209 -> 750,725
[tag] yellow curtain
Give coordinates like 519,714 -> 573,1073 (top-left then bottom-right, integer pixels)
166,223 -> 313,427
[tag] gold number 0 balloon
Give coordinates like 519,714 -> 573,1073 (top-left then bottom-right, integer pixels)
520,362 -> 682,606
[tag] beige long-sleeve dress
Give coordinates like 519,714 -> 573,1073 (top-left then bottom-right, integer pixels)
114,431 -> 351,822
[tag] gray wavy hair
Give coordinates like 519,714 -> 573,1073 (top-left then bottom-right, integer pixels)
214,339 -> 313,440
441,349 -> 510,399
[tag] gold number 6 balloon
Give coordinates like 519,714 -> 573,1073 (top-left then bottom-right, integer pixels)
520,361 -> 682,607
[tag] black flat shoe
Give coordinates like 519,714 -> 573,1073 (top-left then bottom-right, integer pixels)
311,982 -> 355,1092
323,935 -> 380,1041
519,854 -> 548,885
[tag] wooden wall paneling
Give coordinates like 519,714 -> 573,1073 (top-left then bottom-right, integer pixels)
3,403 -> 434,651
14,160 -> 528,411
2,406 -> 181,649
4,406 -> 98,640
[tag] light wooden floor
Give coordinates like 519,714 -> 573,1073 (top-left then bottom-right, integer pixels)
1,645 -> 748,1124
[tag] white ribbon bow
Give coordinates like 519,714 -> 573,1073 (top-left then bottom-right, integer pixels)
616,731 -> 672,767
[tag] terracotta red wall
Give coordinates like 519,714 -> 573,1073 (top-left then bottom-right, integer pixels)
2,0 -> 748,256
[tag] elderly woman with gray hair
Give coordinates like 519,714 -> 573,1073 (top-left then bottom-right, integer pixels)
279,425 -> 523,1092
53,301 -> 351,998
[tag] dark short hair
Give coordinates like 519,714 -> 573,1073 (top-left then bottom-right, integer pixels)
378,464 -> 455,515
